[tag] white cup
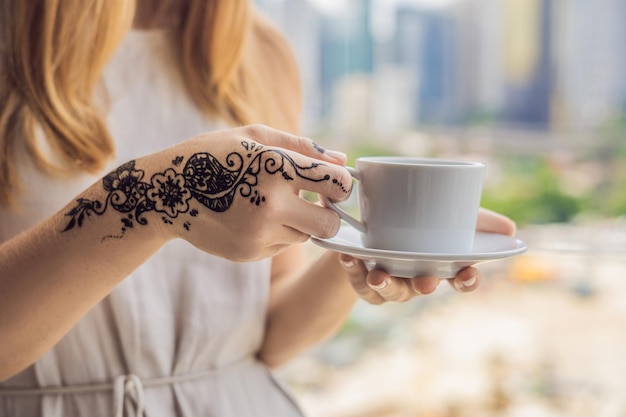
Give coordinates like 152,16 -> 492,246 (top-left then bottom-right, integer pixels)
323,157 -> 486,253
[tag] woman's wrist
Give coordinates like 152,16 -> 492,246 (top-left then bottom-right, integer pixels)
59,157 -> 179,246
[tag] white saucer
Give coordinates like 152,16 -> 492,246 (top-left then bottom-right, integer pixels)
311,225 -> 528,279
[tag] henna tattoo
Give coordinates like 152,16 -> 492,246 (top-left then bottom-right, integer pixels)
63,141 -> 347,237
172,156 -> 184,166
332,178 -> 350,194
312,142 -> 326,154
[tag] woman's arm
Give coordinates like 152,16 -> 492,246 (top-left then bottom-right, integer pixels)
258,247 -> 358,368
0,177 -> 167,381
258,209 -> 517,368
0,126 -> 351,381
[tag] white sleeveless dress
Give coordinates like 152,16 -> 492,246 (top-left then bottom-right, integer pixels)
0,30 -> 304,417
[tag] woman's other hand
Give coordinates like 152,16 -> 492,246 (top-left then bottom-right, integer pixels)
339,208 -> 517,304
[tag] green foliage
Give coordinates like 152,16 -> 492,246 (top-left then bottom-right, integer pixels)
344,141 -> 401,166
330,118 -> 626,226
481,157 -> 581,226
577,115 -> 626,218
476,115 -> 626,224
580,160 -> 626,217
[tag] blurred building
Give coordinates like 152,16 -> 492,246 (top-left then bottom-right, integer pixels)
321,0 -> 375,122
393,6 -> 458,126
259,0 -> 626,134
502,0 -> 554,130
557,0 -> 626,130
453,0 -> 505,123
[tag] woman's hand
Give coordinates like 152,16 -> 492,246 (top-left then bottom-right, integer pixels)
142,125 -> 353,260
338,208 -> 517,304
64,124 -> 351,262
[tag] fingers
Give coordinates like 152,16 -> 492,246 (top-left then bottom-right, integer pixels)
367,272 -> 441,303
266,149 -> 352,203
339,255 -> 441,304
408,275 -> 441,295
339,255 -> 483,305
236,125 -> 352,203
339,254 -> 385,305
477,208 -> 517,236
296,163 -> 353,203
282,198 -> 341,239
449,267 -> 481,293
240,124 -> 347,165
366,270 -> 414,303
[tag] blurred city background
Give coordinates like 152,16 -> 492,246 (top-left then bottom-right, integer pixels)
257,0 -> 626,416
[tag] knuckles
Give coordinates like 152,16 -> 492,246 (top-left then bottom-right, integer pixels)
241,123 -> 270,138
314,211 -> 341,239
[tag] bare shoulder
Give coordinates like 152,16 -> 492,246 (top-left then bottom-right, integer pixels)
249,12 -> 302,132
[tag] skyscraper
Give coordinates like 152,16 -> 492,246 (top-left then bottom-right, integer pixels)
558,0 -> 626,129
453,0 -> 505,123
393,6 -> 458,125
320,0 -> 375,120
502,0 -> 554,130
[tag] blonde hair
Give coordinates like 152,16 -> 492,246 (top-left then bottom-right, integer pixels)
0,0 -> 298,206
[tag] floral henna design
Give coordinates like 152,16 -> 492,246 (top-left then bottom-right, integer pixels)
63,141 -> 347,236
147,169 -> 192,217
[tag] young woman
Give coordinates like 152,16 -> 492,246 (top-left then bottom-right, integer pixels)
0,0 -> 516,415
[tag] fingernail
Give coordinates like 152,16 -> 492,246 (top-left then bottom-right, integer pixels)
312,142 -> 326,153
462,274 -> 477,288
339,256 -> 356,269
369,277 -> 390,290
412,286 -> 422,295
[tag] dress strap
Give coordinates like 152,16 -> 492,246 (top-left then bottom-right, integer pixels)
0,357 -> 256,417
